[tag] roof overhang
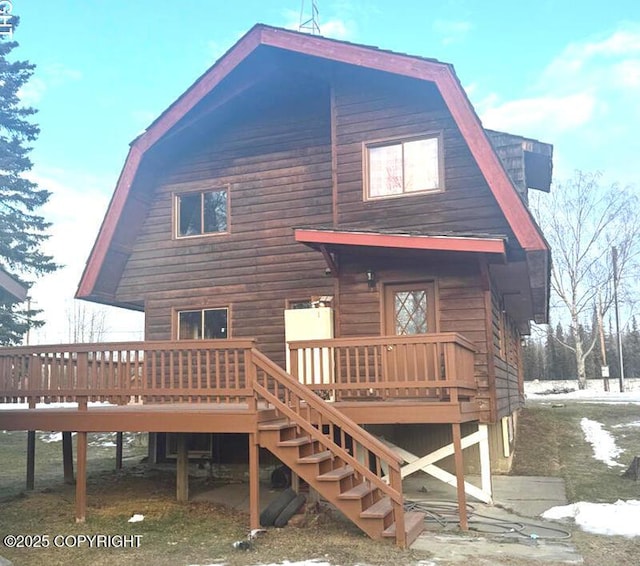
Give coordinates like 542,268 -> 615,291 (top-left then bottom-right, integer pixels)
295,228 -> 507,256
0,269 -> 28,302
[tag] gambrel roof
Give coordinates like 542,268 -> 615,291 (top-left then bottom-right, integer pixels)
76,24 -> 550,322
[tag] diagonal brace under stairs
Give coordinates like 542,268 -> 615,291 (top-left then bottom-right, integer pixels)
380,425 -> 493,504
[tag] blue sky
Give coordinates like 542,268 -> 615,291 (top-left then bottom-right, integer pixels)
8,0 -> 640,342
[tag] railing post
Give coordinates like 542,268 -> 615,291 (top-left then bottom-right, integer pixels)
245,348 -> 256,412
289,345 -> 299,381
445,343 -> 458,404
389,466 -> 406,547
28,354 -> 42,398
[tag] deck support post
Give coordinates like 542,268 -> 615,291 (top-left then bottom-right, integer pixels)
176,433 -> 189,502
76,431 -> 87,523
63,431 -> 74,484
249,432 -> 260,530
290,472 -> 300,492
26,430 -> 35,490
452,423 -> 468,531
478,424 -> 492,498
116,432 -> 123,470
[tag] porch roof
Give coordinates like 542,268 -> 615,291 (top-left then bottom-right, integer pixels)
294,228 -> 507,256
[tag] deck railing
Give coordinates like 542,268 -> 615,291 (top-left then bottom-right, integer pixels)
0,339 -> 256,406
288,333 -> 477,402
0,333 -> 477,407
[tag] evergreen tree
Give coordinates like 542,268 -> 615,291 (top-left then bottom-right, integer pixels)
0,19 -> 57,345
624,317 -> 640,378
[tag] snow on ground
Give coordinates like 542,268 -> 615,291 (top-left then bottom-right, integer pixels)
613,420 -> 640,429
0,401 -> 117,410
525,379 -> 640,404
580,418 -> 623,467
542,500 -> 640,538
531,379 -> 640,538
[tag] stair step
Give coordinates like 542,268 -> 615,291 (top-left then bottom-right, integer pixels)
278,436 -> 312,447
360,496 -> 392,519
382,511 -> 426,545
317,466 -> 354,481
298,450 -> 332,464
339,482 -> 376,500
258,419 -> 293,431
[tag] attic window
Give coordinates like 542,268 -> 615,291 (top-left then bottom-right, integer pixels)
365,134 -> 442,200
176,189 -> 228,237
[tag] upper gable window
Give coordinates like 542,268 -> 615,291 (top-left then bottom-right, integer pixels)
176,189 -> 228,238
365,135 -> 442,200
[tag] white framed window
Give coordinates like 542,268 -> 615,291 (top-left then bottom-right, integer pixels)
175,188 -> 228,238
365,134 -> 442,200
177,308 -> 228,340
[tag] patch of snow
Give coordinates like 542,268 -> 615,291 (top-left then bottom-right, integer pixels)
542,500 -> 640,537
580,417 -> 623,467
128,514 -> 144,523
0,401 -> 118,410
40,432 -> 63,443
613,420 -> 640,429
525,379 -> 640,405
255,562 -> 333,566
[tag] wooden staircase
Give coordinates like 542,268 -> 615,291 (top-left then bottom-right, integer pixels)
250,349 -> 425,547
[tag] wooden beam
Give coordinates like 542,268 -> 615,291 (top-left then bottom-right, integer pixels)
76,431 -> 87,523
176,434 -> 189,502
478,424 -> 492,499
380,435 -> 491,504
26,430 -> 35,491
116,432 -> 124,470
63,431 -> 74,485
319,245 -> 338,276
330,84 -> 338,228
452,423 -> 468,531
249,432 -> 260,530
0,408 -> 259,433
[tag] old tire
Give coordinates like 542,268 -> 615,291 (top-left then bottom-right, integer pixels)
260,488 -> 297,527
274,493 -> 306,528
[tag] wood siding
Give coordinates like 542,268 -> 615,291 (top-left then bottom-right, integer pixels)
115,81 -> 335,365
491,288 -> 523,418
332,68 -> 514,239
112,65 -> 517,418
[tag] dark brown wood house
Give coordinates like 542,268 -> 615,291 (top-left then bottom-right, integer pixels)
0,25 -> 552,547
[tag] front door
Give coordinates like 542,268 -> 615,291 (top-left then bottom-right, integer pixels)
383,282 -> 437,395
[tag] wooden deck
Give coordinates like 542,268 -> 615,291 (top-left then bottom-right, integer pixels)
0,336 -> 481,546
0,334 -> 481,430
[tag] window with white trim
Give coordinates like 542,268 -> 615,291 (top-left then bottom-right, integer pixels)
177,308 -> 228,340
365,135 -> 442,199
176,189 -> 228,237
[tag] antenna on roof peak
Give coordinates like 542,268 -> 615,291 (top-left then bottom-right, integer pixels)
299,0 -> 321,35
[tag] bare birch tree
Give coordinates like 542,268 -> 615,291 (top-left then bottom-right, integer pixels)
66,300 -> 107,343
531,171 -> 640,389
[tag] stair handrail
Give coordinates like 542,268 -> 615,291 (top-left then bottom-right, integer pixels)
250,348 -> 406,545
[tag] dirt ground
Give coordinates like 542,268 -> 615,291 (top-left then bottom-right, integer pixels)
0,466 -> 427,566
